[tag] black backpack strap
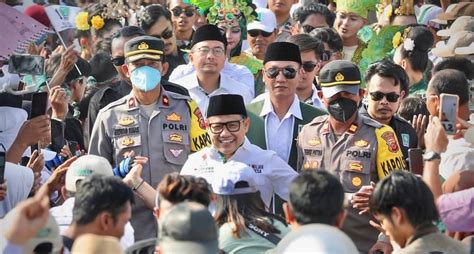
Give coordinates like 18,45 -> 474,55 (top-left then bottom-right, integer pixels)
245,221 -> 282,245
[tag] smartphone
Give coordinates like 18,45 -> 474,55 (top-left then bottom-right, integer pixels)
68,140 -> 79,157
0,151 -> 6,184
30,92 -> 49,119
408,148 -> 423,175
439,93 -> 458,135
8,54 -> 45,76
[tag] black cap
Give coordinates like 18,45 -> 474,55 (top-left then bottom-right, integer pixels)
319,60 -> 361,98
207,94 -> 247,118
65,57 -> 91,83
190,24 -> 227,49
124,36 -> 164,63
263,42 -> 302,64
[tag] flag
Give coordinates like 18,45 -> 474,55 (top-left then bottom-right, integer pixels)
45,5 -> 81,32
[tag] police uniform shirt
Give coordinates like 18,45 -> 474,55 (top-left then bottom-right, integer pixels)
261,94 -> 302,163
173,73 -> 253,117
297,113 -> 407,252
180,137 -> 298,208
360,103 -> 418,160
88,89 -> 211,240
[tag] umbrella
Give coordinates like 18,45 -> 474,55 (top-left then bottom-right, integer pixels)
0,3 -> 51,61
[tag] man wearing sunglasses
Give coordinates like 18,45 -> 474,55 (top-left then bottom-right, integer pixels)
169,0 -> 197,50
89,36 -> 210,241
297,60 -> 407,253
292,3 -> 332,35
181,94 -> 297,211
359,60 -> 418,160
173,25 -> 253,116
247,42 -> 325,171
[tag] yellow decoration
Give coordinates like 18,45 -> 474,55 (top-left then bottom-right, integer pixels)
335,73 -> 345,82
75,12 -> 90,31
138,42 -> 149,50
393,31 -> 402,49
91,15 -> 105,30
352,176 -> 362,187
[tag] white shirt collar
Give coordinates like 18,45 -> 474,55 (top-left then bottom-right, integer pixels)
260,94 -> 302,120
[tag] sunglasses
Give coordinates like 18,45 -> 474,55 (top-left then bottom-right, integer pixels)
111,56 -> 125,66
248,29 -> 273,37
208,120 -> 244,134
153,29 -> 173,40
369,91 -> 400,102
302,62 -> 318,72
264,67 -> 298,79
302,24 -> 316,33
171,7 -> 195,17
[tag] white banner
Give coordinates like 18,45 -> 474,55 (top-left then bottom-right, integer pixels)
45,5 -> 81,32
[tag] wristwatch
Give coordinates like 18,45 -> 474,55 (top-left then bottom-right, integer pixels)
423,150 -> 441,161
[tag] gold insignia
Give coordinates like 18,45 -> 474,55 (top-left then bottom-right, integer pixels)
166,112 -> 182,122
118,116 -> 135,126
349,161 -> 363,172
138,42 -> 149,50
303,161 -> 310,170
335,72 -> 345,82
352,176 -> 362,187
122,137 -> 135,146
354,139 -> 369,148
311,161 -> 319,169
308,138 -> 321,146
169,133 -> 183,143
348,124 -> 358,134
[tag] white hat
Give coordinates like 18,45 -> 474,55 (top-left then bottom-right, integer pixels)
0,106 -> 27,150
247,8 -> 277,33
455,42 -> 474,55
211,161 -> 264,195
268,224 -> 358,254
432,31 -> 474,57
431,3 -> 458,25
65,155 -> 114,192
437,16 -> 474,37
0,213 -> 63,254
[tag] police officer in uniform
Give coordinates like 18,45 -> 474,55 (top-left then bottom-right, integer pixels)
181,94 -> 298,211
88,36 -> 210,240
297,60 -> 407,252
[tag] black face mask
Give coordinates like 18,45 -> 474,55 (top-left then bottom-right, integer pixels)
327,97 -> 358,122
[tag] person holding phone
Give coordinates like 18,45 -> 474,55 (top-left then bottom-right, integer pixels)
424,69 -> 473,181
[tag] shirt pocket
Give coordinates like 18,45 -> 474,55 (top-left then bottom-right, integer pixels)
341,157 -> 372,193
162,130 -> 190,165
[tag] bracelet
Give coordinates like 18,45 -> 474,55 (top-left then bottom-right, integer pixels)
132,179 -> 145,191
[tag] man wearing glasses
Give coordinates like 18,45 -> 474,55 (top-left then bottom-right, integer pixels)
172,25 -> 253,116
247,42 -> 325,171
181,94 -> 297,211
89,36 -> 210,241
359,59 -> 418,160
297,60 -> 407,253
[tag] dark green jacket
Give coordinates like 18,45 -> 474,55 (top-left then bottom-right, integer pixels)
246,99 -> 327,170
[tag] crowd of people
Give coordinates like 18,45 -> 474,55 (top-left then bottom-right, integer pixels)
0,0 -> 473,253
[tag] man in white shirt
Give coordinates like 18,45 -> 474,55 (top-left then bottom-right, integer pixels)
181,94 -> 297,211
246,42 -> 326,170
172,25 -> 253,115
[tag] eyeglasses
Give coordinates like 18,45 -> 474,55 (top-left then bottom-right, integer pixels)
111,56 -> 125,66
369,91 -> 400,102
302,62 -> 318,72
302,24 -> 316,33
171,7 -> 195,17
264,67 -> 298,79
193,47 -> 225,57
248,29 -> 273,38
153,29 -> 173,40
321,50 -> 340,62
208,120 -> 244,134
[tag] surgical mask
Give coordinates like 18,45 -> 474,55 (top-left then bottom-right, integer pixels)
130,66 -> 161,92
327,97 -> 358,122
